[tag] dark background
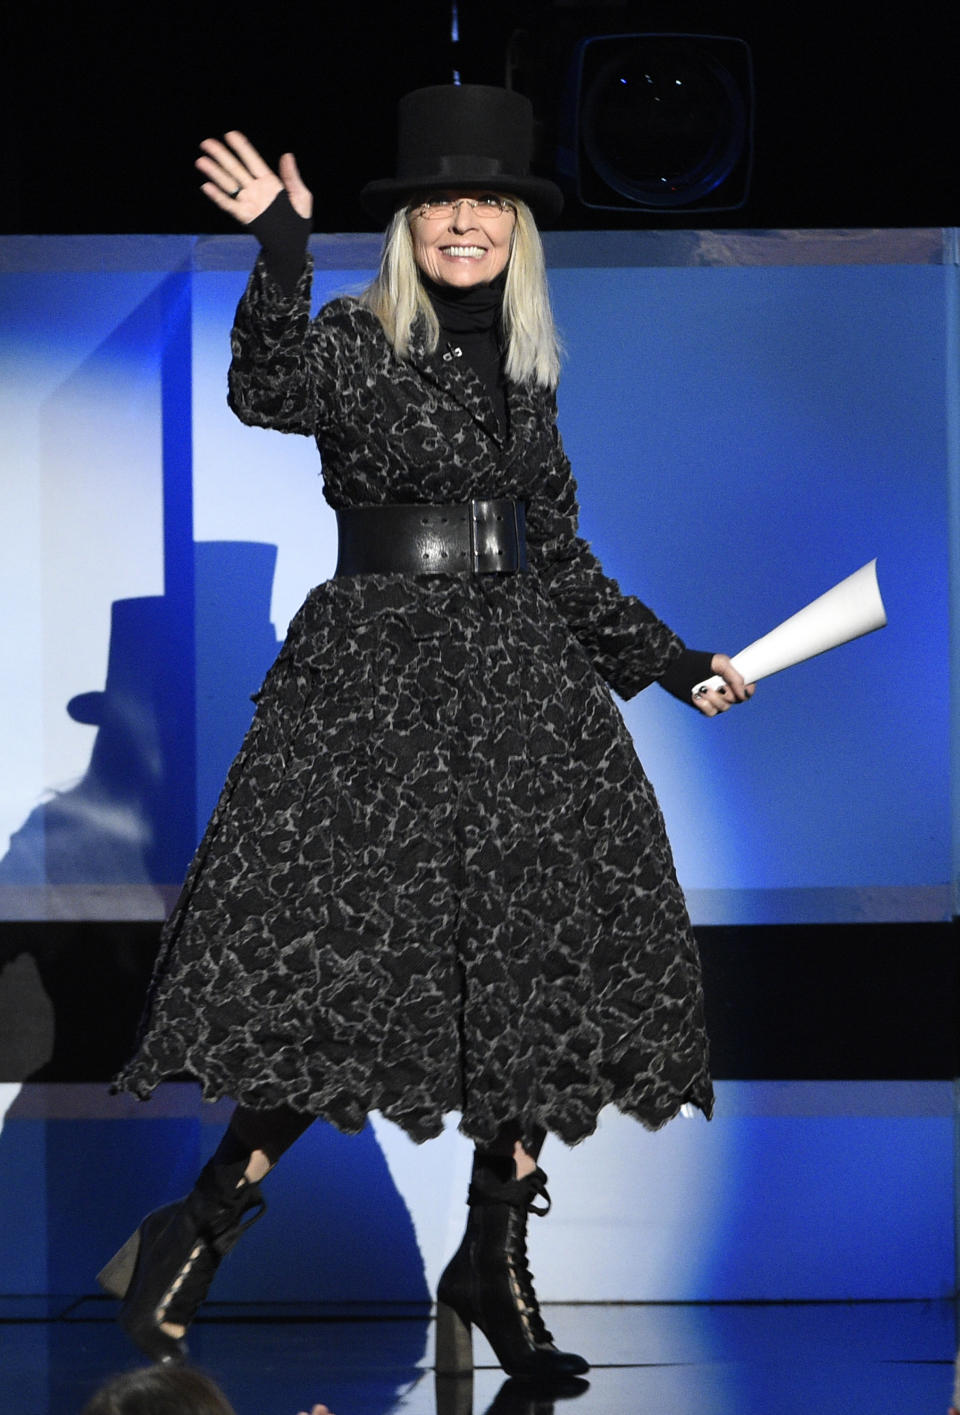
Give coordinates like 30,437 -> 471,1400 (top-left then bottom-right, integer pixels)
2,921 -> 957,1082
2,0 -> 958,235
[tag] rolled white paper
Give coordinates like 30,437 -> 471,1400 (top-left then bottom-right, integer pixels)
692,558 -> 887,698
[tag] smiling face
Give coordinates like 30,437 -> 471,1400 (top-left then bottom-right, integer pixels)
408,192 -> 517,288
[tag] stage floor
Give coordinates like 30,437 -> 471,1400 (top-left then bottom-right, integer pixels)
1,1298 -> 956,1415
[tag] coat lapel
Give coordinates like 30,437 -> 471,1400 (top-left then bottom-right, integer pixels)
408,322 -> 505,447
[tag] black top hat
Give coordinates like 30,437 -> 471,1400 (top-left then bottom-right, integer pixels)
360,84 -> 563,225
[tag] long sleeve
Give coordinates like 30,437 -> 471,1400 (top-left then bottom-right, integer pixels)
657,646 -> 717,704
246,190 -> 312,298
227,252 -> 323,435
524,412 -> 689,700
226,192 -> 320,435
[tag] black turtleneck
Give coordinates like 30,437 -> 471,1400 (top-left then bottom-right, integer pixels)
420,272 -> 509,437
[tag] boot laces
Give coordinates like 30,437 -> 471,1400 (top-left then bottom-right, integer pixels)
157,1182 -> 265,1327
505,1208 -> 555,1348
467,1167 -> 557,1351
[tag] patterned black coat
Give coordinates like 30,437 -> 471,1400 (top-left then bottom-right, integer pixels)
116,256 -> 714,1149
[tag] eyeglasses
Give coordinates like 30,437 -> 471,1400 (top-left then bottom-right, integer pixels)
410,196 -> 517,221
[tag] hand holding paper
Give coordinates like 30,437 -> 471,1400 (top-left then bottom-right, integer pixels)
692,559 -> 887,699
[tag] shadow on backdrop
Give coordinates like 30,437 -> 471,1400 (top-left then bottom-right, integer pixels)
0,541 -> 430,1398
0,257 -> 432,1391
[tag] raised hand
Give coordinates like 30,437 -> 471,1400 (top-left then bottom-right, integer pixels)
196,130 -> 313,225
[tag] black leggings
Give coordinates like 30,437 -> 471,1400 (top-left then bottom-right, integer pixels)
209,1105 -> 545,1174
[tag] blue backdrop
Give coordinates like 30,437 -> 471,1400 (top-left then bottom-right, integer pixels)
0,230 -> 954,924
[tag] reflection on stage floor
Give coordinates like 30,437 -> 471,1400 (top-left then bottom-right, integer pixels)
1,1297 -> 954,1415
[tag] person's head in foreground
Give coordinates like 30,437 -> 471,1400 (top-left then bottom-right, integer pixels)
80,1365 -> 334,1415
80,1367 -> 236,1415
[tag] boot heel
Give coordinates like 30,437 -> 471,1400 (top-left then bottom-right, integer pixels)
435,1300 -> 473,1375
96,1227 -> 142,1299
97,1200 -> 180,1301
434,1370 -> 474,1415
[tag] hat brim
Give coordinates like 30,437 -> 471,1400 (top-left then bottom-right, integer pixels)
359,173 -> 564,227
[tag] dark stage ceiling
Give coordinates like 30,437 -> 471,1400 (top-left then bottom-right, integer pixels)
1,0 -> 958,235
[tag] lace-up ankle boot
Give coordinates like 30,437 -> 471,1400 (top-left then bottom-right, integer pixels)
435,1156 -> 589,1379
97,1152 -> 266,1364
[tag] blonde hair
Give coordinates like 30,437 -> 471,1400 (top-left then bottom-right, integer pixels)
359,199 -> 561,390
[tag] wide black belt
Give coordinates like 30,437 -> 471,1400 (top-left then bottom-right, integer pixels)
334,499 -> 528,576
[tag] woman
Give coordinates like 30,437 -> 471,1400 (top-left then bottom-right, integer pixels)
102,85 -> 752,1377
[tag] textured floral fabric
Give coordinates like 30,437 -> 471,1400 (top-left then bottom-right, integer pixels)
115,257 -> 714,1148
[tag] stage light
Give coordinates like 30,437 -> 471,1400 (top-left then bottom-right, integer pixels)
558,33 -> 754,213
